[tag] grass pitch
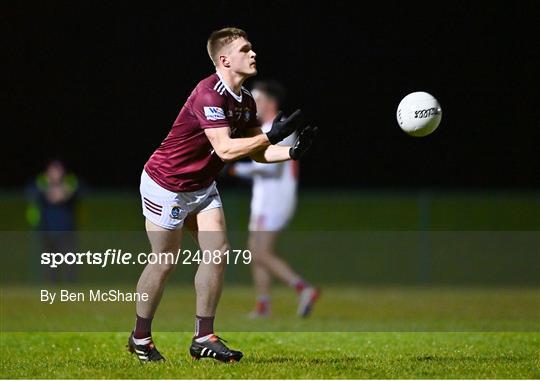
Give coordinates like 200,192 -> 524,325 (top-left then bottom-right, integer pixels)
1,286 -> 539,379
1,332 -> 539,379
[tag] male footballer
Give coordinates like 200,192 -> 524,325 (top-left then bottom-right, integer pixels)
127,27 -> 317,363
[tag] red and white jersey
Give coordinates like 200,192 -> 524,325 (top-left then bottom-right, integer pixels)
144,72 -> 260,192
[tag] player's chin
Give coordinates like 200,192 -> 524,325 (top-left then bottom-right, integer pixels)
247,65 -> 257,75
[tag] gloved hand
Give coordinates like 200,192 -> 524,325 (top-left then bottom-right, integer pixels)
266,109 -> 305,145
289,125 -> 318,160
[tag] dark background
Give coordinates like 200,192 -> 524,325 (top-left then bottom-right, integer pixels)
3,1 -> 539,189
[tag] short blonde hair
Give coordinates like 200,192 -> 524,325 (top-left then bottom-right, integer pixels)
207,27 -> 248,66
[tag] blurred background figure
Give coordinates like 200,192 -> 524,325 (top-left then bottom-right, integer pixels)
26,160 -> 80,283
230,80 -> 320,318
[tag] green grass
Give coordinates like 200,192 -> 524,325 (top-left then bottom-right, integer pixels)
2,286 -> 540,332
1,332 -> 539,379
1,286 -> 539,378
1,189 -> 539,378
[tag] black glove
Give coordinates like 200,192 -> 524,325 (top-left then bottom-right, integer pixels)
266,109 -> 304,145
289,125 -> 318,160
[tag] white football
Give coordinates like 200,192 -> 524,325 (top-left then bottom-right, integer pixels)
396,92 -> 442,137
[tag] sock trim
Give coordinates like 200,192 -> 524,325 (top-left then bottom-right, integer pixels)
133,336 -> 152,345
195,333 -> 214,343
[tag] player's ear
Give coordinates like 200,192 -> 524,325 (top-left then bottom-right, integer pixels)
219,55 -> 231,68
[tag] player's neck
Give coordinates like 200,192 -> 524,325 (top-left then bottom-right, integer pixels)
216,69 -> 244,95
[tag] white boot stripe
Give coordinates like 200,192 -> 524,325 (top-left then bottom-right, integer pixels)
201,347 -> 207,356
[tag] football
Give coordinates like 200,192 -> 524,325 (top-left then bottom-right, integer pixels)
397,92 -> 442,137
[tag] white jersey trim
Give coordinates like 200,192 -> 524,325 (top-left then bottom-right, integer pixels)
216,72 -> 242,102
213,81 -> 226,95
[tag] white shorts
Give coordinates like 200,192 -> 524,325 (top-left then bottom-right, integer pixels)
248,189 -> 296,232
140,170 -> 222,230
249,213 -> 293,231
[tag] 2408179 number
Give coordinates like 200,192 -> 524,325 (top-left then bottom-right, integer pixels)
182,249 -> 252,265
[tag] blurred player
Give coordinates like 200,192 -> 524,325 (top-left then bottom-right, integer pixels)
230,81 -> 319,318
128,28 -> 318,363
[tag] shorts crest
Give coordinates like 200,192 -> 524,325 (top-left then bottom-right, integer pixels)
170,205 -> 183,219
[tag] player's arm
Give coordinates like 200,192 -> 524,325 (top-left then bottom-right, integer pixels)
245,127 -> 291,163
204,109 -> 307,162
246,124 -> 319,163
204,127 -> 270,162
239,109 -> 306,163
195,89 -> 304,162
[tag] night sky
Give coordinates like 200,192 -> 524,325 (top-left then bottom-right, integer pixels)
3,1 -> 539,189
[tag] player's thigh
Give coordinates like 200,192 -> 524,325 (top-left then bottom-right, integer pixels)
145,218 -> 183,264
191,208 -> 229,252
196,207 -> 227,231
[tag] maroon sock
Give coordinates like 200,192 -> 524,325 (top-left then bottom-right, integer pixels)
134,314 -> 152,339
194,315 -> 215,338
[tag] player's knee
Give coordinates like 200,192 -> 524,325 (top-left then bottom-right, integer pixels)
216,245 -> 229,270
248,234 -> 263,252
212,239 -> 229,255
248,236 -> 271,259
213,259 -> 227,272
148,262 -> 177,278
250,247 -> 271,266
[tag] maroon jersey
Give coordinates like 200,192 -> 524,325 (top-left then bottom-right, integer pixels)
144,73 -> 260,192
